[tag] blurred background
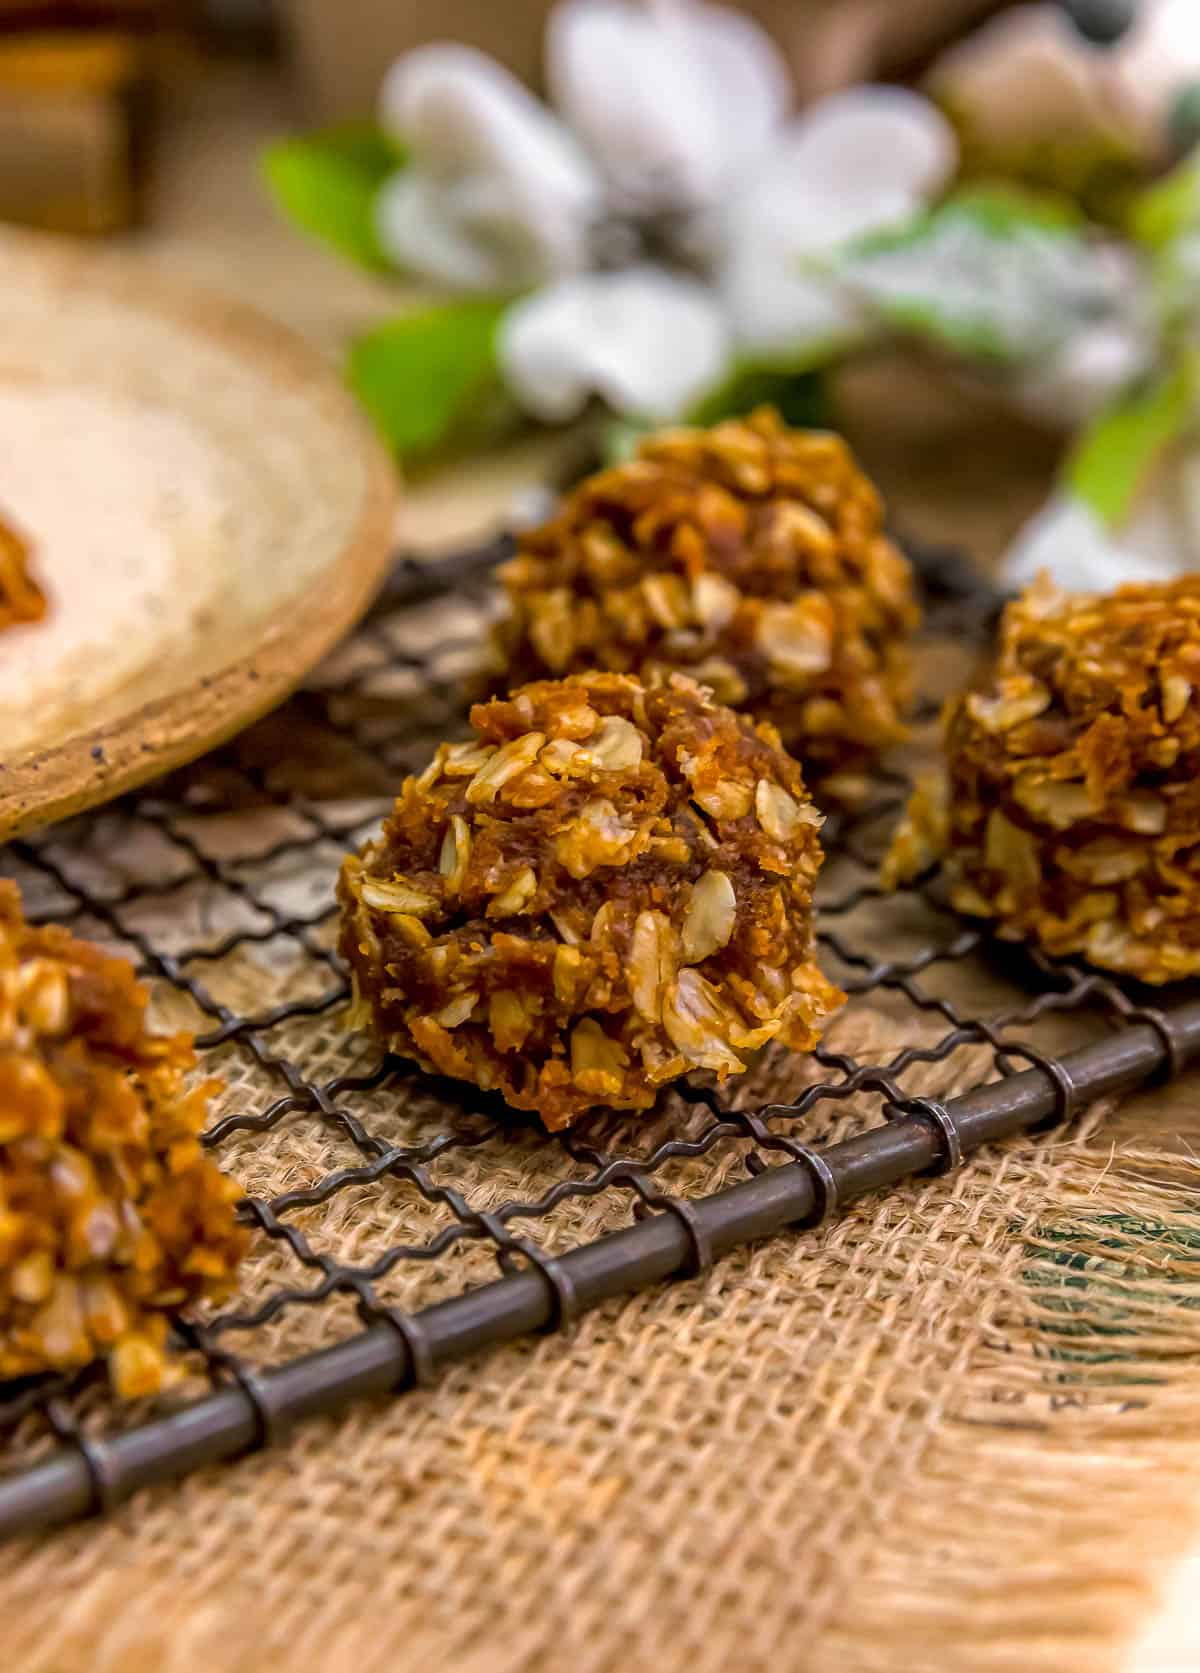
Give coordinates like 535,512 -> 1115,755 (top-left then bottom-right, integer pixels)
0,0 -> 1014,242
0,0 -> 1189,565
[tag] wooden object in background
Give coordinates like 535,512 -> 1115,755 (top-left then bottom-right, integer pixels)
277,0 -> 1008,121
0,1 -> 158,27
0,2 -> 170,233
0,229 -> 398,838
0,32 -> 145,232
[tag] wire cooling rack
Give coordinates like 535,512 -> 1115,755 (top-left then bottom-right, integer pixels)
2,539 -> 1200,1539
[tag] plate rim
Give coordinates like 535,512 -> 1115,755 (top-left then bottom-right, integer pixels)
0,230 -> 400,840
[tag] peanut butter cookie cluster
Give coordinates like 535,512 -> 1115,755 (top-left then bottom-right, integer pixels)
339,672 -> 842,1129
494,408 -> 918,803
0,884 -> 246,1395
886,576 -> 1200,983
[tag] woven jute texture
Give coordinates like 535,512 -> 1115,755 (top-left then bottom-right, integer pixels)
4,579 -> 1200,1672
5,1001 -> 1200,1673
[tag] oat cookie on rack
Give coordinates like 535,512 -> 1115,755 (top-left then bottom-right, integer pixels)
493,408 -> 919,803
339,671 -> 843,1129
0,883 -> 246,1396
885,575 -> 1200,982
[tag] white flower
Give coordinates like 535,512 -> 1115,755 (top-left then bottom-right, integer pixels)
545,0 -> 790,225
1001,492 -> 1182,594
929,1 -> 1200,167
1002,437 -> 1200,594
375,0 -> 955,421
1010,318 -> 1151,427
1114,0 -> 1200,149
498,266 -> 728,423
841,205 -> 1132,362
720,87 -> 958,357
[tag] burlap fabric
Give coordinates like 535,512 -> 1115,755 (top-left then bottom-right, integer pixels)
5,967 -> 1200,1670
5,617 -> 1200,1671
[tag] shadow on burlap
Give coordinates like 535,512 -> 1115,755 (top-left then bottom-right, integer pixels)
6,999 -> 1200,1673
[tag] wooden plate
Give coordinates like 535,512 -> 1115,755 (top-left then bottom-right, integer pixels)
0,230 -> 399,839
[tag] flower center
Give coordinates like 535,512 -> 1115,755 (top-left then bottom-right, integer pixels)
588,187 -> 713,277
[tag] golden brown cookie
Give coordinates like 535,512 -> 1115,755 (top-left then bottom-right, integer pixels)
885,575 -> 1200,982
0,882 -> 247,1395
339,672 -> 843,1128
493,408 -> 918,801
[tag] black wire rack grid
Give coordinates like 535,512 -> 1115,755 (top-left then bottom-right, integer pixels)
2,540 -> 1199,1541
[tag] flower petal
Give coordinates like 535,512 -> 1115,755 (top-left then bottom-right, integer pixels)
1115,0 -> 1200,151
719,253 -> 861,359
832,200 -> 1140,369
374,174 -> 505,290
547,0 -> 790,216
377,43 -> 600,287
718,86 -> 955,354
1001,492 -> 1182,594
1123,441 -> 1200,573
1012,319 -> 1150,427
752,87 -> 958,249
497,267 -> 730,421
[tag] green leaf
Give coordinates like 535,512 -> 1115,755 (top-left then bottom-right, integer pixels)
838,185 -> 1103,364
927,183 -> 1086,235
1066,360 -> 1195,527
686,365 -> 829,429
1128,150 -> 1200,250
262,123 -> 404,271
852,185 -> 1084,258
601,417 -> 652,466
1168,83 -> 1200,159
347,298 -> 511,459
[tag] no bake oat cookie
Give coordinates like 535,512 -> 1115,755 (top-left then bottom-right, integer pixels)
494,408 -> 918,800
0,883 -> 247,1395
339,671 -> 843,1129
885,575 -> 1200,983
